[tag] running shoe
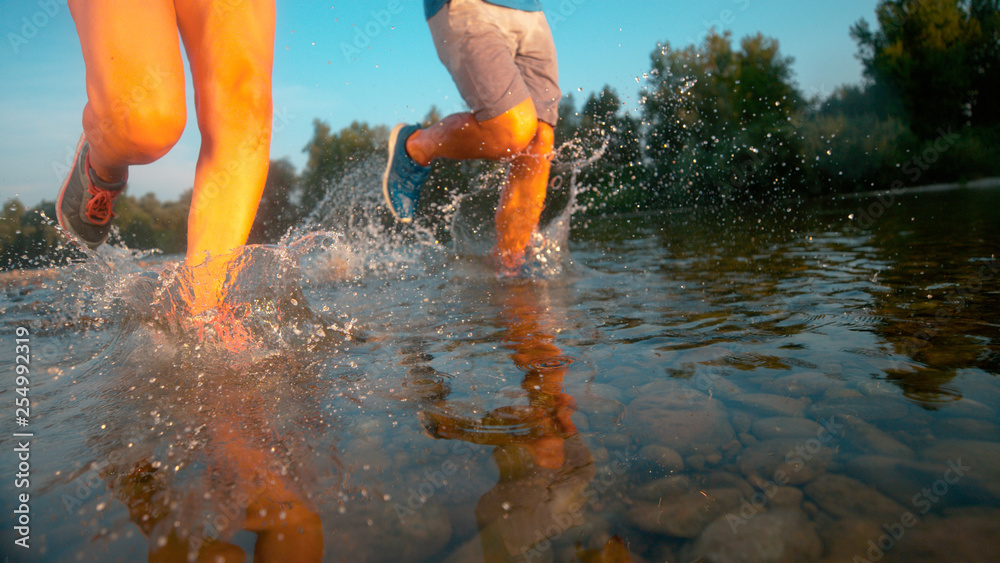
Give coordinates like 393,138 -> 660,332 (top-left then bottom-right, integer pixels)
382,123 -> 430,223
56,134 -> 127,249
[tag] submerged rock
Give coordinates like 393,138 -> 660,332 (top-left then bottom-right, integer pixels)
751,417 -> 824,441
727,393 -> 809,418
920,439 -> 1000,499
759,371 -> 844,397
803,473 -> 906,521
845,455 -> 995,509
625,385 -> 735,455
626,488 -> 744,538
327,500 -> 452,562
891,508 -> 1000,562
738,439 -> 832,487
806,396 -> 909,422
685,508 -> 822,563
638,444 -> 685,474
841,414 -> 914,458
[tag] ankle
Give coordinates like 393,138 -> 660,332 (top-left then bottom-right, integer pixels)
86,151 -> 128,185
405,131 -> 432,167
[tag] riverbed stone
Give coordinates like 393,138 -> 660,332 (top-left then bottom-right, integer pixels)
601,432 -> 632,449
329,500 -> 452,562
751,417 -> 824,441
921,439 -> 1000,499
625,386 -> 735,455
936,417 -> 1000,441
803,473 -> 906,521
738,439 -> 831,487
816,517 -> 885,563
821,387 -> 864,400
631,475 -> 694,502
841,414 -> 914,458
759,371 -> 843,397
685,508 -> 822,563
806,396 -> 909,422
727,393 -> 809,417
769,487 -> 804,510
845,455 -> 994,509
698,471 -> 755,498
639,444 -> 685,474
626,488 -> 744,538
940,397 -> 995,420
891,508 -> 1000,562
730,410 -> 754,434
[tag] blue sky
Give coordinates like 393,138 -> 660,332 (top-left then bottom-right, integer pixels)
1,0 -> 879,208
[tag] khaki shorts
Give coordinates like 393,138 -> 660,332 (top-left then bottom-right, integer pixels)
428,0 -> 560,125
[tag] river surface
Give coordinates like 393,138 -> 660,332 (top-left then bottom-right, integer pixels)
1,185 -> 999,562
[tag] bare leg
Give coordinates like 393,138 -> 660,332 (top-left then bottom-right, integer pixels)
495,122 -> 554,271
406,97 -> 539,165
405,97 -> 554,271
68,0 -> 187,184
175,0 -> 275,313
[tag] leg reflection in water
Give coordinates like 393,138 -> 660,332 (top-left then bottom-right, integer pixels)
419,280 -> 631,562
94,360 -> 325,562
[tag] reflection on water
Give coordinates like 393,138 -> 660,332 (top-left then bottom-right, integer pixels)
1,187 -> 999,562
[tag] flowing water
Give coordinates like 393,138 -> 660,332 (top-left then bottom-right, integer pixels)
1,178 -> 999,562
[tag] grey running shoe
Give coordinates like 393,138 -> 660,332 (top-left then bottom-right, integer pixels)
382,123 -> 431,223
56,135 -> 127,249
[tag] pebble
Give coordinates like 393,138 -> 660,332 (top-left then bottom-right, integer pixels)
626,387 -> 735,455
806,396 -> 909,422
727,393 -> 809,417
840,414 -> 914,458
626,488 -> 744,538
803,473 -> 906,521
759,371 -> 843,397
751,417 -> 824,441
738,439 -> 832,487
685,508 -> 823,562
639,444 -> 685,474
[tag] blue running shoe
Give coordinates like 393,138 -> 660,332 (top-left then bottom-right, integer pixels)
382,123 -> 431,223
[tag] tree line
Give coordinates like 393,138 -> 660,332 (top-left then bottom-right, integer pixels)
3,0 -> 998,269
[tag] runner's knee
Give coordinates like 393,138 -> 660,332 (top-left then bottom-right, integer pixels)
96,92 -> 185,163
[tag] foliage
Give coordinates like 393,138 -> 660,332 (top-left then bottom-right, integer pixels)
299,120 -> 388,214
248,158 -> 299,244
640,30 -> 806,204
5,6 -> 1000,269
851,0 -> 1000,136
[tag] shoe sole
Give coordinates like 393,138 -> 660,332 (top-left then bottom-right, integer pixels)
382,123 -> 411,223
55,134 -> 88,243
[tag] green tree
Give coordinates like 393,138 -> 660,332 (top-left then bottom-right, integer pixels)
641,30 -> 804,204
851,0 -> 1000,136
248,158 -> 299,244
300,120 -> 388,215
573,86 -> 645,213
1,199 -> 66,270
